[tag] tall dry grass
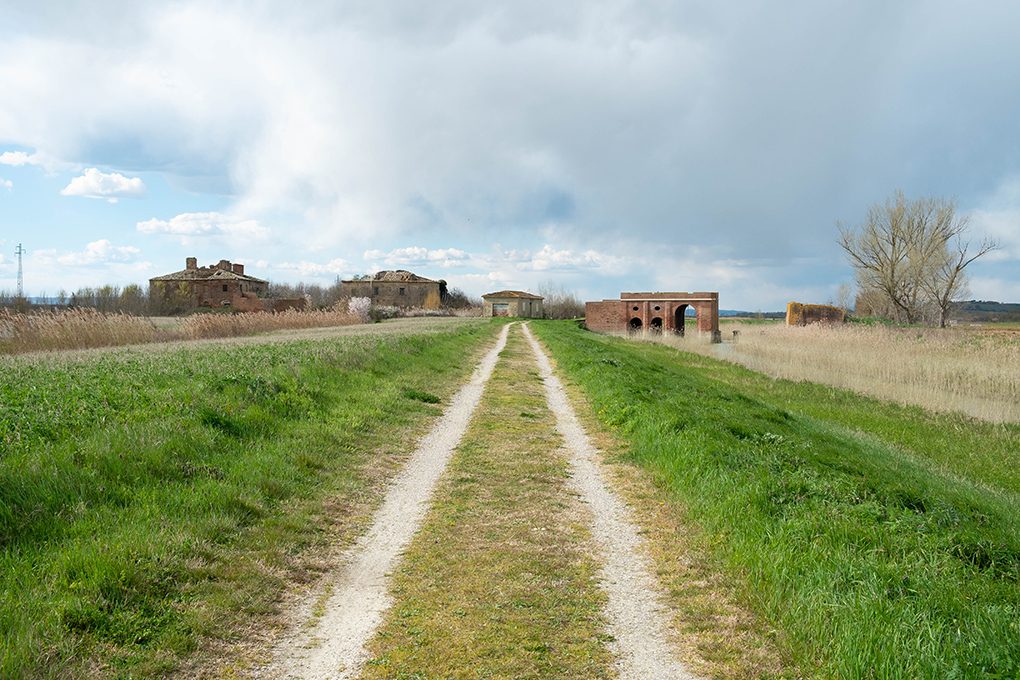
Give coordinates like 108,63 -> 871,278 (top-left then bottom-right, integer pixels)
179,306 -> 362,339
0,309 -> 162,353
640,323 -> 1020,423
0,305 -> 365,354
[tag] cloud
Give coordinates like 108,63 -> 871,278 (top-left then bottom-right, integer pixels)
0,151 -> 38,166
136,212 -> 268,240
362,242 -> 629,277
3,3 -> 1020,303
363,246 -> 470,268
967,175 -> 1020,260
0,178 -> 11,191
60,168 -> 145,203
0,149 -> 70,172
513,244 -> 628,273
34,239 -> 142,266
272,258 -> 350,277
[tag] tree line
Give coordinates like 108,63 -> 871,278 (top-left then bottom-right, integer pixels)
1,280 -> 484,315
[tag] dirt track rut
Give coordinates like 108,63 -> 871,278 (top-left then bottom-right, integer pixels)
256,322 -> 697,679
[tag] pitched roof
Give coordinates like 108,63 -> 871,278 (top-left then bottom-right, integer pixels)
482,290 -> 544,300
342,270 -> 439,284
150,267 -> 268,284
374,269 -> 439,283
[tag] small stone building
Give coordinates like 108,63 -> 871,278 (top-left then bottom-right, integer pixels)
482,290 -> 544,318
785,302 -> 846,325
339,270 -> 445,309
586,291 -> 721,342
149,257 -> 306,314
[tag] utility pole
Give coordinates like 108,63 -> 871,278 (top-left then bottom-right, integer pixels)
15,243 -> 25,300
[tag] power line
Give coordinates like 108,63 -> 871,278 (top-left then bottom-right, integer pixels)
15,243 -> 24,299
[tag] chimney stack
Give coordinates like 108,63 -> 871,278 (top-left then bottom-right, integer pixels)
232,263 -> 244,275
217,259 -> 231,271
186,257 -> 197,270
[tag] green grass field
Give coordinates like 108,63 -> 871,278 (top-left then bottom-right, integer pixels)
0,320 -> 495,678
531,320 -> 1020,678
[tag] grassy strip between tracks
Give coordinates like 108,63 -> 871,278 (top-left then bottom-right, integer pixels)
363,325 -> 615,679
531,320 -> 1020,679
0,319 -> 494,678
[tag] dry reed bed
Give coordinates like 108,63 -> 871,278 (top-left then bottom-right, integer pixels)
0,306 -> 365,354
644,324 -> 1020,423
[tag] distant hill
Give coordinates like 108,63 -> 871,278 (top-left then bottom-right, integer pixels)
719,309 -> 785,319
950,300 -> 1020,323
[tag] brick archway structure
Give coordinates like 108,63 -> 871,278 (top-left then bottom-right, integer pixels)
586,292 -> 721,342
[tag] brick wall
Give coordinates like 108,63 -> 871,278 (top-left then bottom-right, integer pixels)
586,292 -> 720,340
341,280 -> 442,309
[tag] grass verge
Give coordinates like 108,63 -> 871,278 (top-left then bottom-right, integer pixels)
531,320 -> 1020,678
363,324 -> 615,678
551,369 -> 788,679
0,320 -> 495,678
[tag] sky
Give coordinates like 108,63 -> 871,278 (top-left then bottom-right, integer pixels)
1,1 -> 1018,309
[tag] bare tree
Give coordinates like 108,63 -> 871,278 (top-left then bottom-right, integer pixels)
537,282 -> 585,319
922,231 -> 999,328
834,282 -> 853,313
839,191 -> 998,325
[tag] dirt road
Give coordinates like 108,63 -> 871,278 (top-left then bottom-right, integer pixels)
255,322 -> 696,679
523,323 -> 697,680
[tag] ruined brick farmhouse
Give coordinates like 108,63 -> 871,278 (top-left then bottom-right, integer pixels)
339,270 -> 447,309
149,257 -> 306,314
586,291 -> 721,342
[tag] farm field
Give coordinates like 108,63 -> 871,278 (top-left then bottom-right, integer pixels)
532,320 -> 1019,677
651,320 -> 1020,422
0,317 -> 495,677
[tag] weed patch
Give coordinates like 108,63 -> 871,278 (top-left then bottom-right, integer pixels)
401,387 -> 441,404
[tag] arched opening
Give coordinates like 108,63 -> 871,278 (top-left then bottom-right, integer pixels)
650,317 -> 663,333
673,305 -> 691,336
629,317 -> 643,333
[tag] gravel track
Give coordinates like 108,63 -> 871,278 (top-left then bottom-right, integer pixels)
522,323 -> 699,680
257,321 -> 696,679
256,323 -> 511,680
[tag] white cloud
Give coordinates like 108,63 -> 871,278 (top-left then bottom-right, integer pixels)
273,258 -> 350,277
33,239 -> 142,266
363,246 -> 470,268
361,242 -> 630,278
514,244 -> 627,274
136,212 -> 268,241
968,277 -> 1020,302
0,178 -> 11,191
0,150 -> 40,166
0,149 -> 71,172
60,168 -> 145,203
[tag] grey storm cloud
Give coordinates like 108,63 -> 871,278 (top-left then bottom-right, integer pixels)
2,0 -> 1019,303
